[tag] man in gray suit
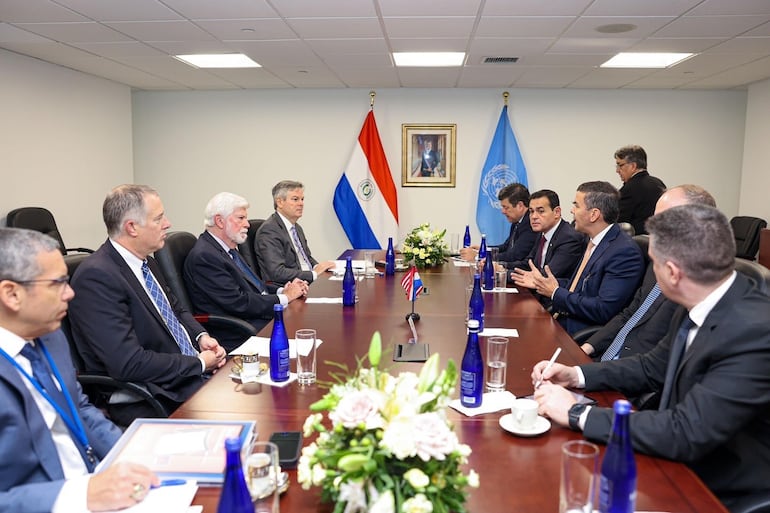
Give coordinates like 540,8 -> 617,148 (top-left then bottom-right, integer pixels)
0,228 -> 158,512
255,180 -> 335,284
532,205 -> 770,508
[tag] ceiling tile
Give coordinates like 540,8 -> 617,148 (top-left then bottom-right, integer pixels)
564,16 -> 674,38
383,17 -> 475,39
13,21 -> 132,43
654,15 -> 770,38
584,0 -> 701,17
104,20 -> 218,42
71,41 -> 167,58
476,16 -> 574,38
388,38 -> 468,52
0,22 -> 52,42
159,0 -> 279,20
52,0 -> 182,22
0,0 -> 86,23
688,0 -> 770,16
628,37 -> 727,53
195,18 -> 296,41
481,0 -> 593,17
379,0 -> 482,17
286,17 -> 382,39
270,0 -> 377,18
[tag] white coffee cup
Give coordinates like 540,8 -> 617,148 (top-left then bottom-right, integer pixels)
511,398 -> 539,430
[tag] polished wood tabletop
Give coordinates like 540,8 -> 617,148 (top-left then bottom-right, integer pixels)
174,254 -> 727,513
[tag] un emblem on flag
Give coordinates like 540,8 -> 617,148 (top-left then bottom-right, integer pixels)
482,164 -> 518,208
357,179 -> 376,202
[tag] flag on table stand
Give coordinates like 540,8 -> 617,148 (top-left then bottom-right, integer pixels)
400,266 -> 424,302
475,104 -> 529,245
334,109 -> 399,249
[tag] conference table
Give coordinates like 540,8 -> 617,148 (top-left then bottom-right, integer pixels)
173,252 -> 728,513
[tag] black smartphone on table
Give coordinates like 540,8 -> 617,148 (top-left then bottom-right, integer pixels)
269,431 -> 303,469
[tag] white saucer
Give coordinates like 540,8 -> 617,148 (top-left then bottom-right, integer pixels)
499,413 -> 551,437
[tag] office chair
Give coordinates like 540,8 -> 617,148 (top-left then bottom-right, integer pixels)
238,218 -> 265,279
153,231 -> 258,343
734,257 -> 770,294
618,222 -> 635,238
6,207 -> 94,256
731,216 -> 767,260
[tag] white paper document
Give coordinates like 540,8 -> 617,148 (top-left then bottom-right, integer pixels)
479,328 -> 519,337
230,337 -> 325,358
305,297 -> 345,304
449,391 -> 516,417
102,481 -> 198,513
483,287 -> 518,294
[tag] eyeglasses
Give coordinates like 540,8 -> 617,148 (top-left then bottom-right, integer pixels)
615,161 -> 630,168
11,276 -> 70,290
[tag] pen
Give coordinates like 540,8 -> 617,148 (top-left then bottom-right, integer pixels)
534,347 -> 562,390
151,479 -> 187,489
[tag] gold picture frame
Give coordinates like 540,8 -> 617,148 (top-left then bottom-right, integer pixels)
402,124 -> 456,187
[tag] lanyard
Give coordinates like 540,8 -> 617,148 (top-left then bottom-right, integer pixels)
0,341 -> 94,463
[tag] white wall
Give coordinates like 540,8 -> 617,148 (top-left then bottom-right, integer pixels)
739,77 -> 770,223
0,49 -> 133,250
132,87 -> 747,260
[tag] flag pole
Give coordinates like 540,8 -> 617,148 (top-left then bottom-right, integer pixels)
370,90 -> 376,110
405,265 -> 420,322
503,90 -> 509,106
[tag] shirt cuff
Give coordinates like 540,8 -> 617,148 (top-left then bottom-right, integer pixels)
53,475 -> 90,513
575,366 -> 586,388
311,271 -> 318,281
578,406 -> 592,431
277,293 -> 288,306
195,332 -> 208,341
550,286 -> 559,300
197,355 -> 206,373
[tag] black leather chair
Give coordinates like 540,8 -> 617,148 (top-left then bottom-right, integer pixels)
618,222 -> 635,238
153,231 -> 258,343
731,216 -> 767,260
734,257 -> 770,294
238,218 -> 264,279
6,207 -> 94,256
729,492 -> 770,513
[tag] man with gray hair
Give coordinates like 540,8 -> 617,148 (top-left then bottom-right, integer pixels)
532,204 -> 770,509
0,228 -> 159,511
184,192 -> 308,351
69,184 -> 226,426
515,181 -> 644,335
256,180 -> 335,284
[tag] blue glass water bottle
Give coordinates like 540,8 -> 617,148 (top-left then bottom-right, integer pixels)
463,225 -> 471,248
482,245 -> 495,290
599,399 -> 637,513
385,237 -> 395,276
460,319 -> 484,407
269,304 -> 290,382
217,437 -> 252,513
342,256 -> 356,306
468,273 -> 485,331
478,234 -> 488,261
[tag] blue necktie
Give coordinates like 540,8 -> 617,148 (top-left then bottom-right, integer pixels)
141,261 -> 197,357
229,249 -> 266,293
21,341 -> 95,470
658,315 -> 696,410
601,284 -> 662,361
291,226 -> 312,269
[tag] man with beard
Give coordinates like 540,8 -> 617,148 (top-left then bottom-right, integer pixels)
184,192 -> 308,351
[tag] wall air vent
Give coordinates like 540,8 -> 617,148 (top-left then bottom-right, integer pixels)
483,57 -> 519,64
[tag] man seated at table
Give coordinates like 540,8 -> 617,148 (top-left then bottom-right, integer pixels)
505,189 -> 585,283
459,183 -> 538,263
255,180 -> 335,284
68,184 -> 226,426
582,185 -> 716,365
184,192 -> 308,351
513,181 -> 644,335
0,228 -> 159,512
532,204 -> 770,510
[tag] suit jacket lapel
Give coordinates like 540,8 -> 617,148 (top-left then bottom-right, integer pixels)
0,357 -> 64,481
201,231 -> 262,293
272,212 -> 299,261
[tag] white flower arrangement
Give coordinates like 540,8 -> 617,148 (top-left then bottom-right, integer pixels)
401,223 -> 448,268
298,333 -> 479,513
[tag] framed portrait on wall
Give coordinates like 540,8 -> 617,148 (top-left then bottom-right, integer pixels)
401,124 -> 456,187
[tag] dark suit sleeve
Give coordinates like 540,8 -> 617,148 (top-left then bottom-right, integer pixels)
255,217 -> 314,284
552,241 -> 644,325
184,243 -> 278,319
586,277 -> 649,356
69,263 -> 204,387
541,229 -> 585,280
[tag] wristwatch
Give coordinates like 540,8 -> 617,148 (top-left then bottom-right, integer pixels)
568,403 -> 589,431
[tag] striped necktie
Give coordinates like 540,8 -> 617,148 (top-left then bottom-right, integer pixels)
658,315 -> 696,410
229,249 -> 266,293
141,262 -> 197,357
600,284 -> 662,361
291,226 -> 313,269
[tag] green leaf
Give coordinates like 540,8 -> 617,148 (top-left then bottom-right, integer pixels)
368,331 -> 382,368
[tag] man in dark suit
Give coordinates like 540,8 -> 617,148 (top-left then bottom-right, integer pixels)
0,228 -> 159,512
517,181 -> 644,335
582,184 -> 717,362
615,145 -> 666,235
418,138 -> 441,177
184,192 -> 308,351
460,183 -> 538,264
507,189 -> 585,284
533,204 -> 770,509
68,184 -> 226,426
255,180 -> 335,284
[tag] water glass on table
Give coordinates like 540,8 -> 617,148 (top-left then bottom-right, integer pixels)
485,336 -> 508,391
295,329 -> 317,385
495,269 -> 508,290
247,441 -> 281,513
559,440 -> 599,513
363,251 -> 376,278
449,232 -> 460,254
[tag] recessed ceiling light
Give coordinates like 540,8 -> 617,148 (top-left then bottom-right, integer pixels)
392,52 -> 465,67
174,54 -> 261,68
595,23 -> 637,34
601,52 -> 694,68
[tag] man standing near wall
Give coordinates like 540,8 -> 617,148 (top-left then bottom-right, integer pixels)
615,145 -> 666,235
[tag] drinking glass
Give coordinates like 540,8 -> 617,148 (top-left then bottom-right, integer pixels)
560,440 -> 599,513
486,337 -> 508,391
295,329 -> 317,385
247,441 -> 280,513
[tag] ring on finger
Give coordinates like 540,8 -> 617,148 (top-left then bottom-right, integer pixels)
130,483 -> 145,502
